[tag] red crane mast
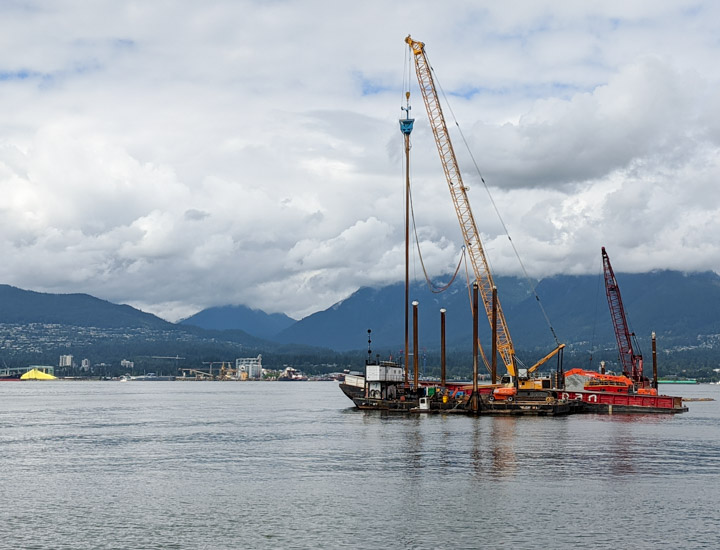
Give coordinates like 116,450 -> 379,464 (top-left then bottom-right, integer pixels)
602,246 -> 643,383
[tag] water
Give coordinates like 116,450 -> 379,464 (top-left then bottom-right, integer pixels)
1,381 -> 719,549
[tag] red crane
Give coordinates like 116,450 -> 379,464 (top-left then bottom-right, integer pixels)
602,246 -> 643,383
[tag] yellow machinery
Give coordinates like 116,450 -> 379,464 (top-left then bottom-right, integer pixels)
406,36 -> 562,386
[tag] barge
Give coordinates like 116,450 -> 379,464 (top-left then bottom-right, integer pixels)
338,37 -> 687,418
559,389 -> 687,414
341,357 -> 688,416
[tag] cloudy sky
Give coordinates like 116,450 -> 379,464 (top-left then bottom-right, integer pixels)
2,1 -> 719,321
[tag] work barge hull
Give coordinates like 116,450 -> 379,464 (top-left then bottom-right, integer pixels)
344,380 -> 687,416
558,389 -> 687,414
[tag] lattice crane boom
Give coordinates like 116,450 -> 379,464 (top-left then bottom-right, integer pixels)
602,246 -> 643,382
405,36 -> 516,377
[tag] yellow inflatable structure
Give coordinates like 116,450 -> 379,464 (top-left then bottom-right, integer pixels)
20,368 -> 57,380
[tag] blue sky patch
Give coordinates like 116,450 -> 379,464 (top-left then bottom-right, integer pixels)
0,69 -> 41,81
353,71 -> 392,96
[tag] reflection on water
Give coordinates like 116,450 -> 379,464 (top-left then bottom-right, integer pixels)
1,381 -> 719,549
488,417 -> 518,477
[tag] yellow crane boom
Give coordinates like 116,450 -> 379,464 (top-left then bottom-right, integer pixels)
528,343 -> 565,373
405,35 -> 517,377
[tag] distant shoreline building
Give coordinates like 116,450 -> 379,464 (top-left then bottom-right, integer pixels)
236,355 -> 262,379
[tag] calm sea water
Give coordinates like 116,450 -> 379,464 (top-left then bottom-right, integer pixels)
1,381 -> 719,549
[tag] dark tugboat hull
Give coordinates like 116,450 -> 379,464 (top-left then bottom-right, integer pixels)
339,382 -> 364,401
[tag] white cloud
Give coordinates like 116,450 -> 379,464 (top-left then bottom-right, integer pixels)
1,0 -> 720,321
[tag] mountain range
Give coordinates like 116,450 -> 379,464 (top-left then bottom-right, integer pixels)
3,270 -> 720,368
180,305 -> 295,340
181,270 -> 720,356
0,284 -> 172,329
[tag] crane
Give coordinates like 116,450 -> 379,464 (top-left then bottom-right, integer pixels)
601,246 -> 643,383
405,35 -> 515,377
405,36 -> 562,381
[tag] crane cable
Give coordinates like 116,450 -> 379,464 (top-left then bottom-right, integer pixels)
408,181 -> 465,293
402,118 -> 489,367
431,64 -> 561,348
403,46 -> 465,295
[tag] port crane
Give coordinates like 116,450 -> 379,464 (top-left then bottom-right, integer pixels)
601,246 -> 644,383
405,36 -> 563,383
